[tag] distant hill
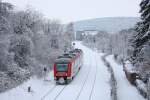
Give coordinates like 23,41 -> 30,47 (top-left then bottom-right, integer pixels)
74,17 -> 140,33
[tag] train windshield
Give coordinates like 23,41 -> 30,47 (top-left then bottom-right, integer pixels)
56,64 -> 68,72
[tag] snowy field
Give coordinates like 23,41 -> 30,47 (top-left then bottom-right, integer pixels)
0,42 -> 145,100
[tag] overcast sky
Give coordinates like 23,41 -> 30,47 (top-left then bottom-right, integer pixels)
5,0 -> 141,23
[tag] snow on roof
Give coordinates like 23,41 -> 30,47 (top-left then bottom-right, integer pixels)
55,58 -> 71,63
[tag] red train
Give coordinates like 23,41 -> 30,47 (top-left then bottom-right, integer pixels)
54,49 -> 83,84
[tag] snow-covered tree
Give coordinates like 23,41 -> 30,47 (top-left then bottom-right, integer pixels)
62,22 -> 75,51
115,29 -> 136,59
83,31 -> 110,52
0,0 -> 13,35
0,0 -> 13,71
65,22 -> 74,41
0,1 -> 73,92
95,31 -> 110,52
131,0 -> 150,75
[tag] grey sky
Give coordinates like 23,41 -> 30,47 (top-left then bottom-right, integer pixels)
5,0 -> 141,23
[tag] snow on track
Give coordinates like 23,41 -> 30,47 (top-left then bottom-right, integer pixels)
106,55 -> 146,100
90,53 -> 111,100
50,41 -> 111,100
50,44 -> 93,100
0,42 -> 111,100
74,42 -> 111,100
43,85 -> 67,100
41,85 -> 56,100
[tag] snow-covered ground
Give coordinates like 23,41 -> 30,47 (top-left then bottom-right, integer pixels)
0,71 -> 55,100
0,42 -> 111,100
106,55 -> 146,100
0,42 -> 145,100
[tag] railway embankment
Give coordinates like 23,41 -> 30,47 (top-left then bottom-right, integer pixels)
102,55 -> 117,100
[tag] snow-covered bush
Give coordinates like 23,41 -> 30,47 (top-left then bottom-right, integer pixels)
0,40 -> 10,71
0,71 -> 12,92
9,35 -> 32,68
26,57 -> 45,77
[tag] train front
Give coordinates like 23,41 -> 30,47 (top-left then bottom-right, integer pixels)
54,58 -> 71,84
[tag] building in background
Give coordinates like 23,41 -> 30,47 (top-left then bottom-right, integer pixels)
75,30 -> 99,40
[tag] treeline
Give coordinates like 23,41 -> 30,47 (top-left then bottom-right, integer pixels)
0,0 -> 73,92
83,29 -> 136,62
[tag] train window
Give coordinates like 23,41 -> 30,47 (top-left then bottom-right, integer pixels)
56,64 -> 68,72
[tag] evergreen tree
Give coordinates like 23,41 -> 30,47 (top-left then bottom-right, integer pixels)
131,0 -> 150,74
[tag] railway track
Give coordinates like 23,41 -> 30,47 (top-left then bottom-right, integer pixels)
75,51 -> 94,100
41,85 -> 57,100
54,54 -> 92,100
41,50 -> 97,100
41,59 -> 88,100
41,85 -> 68,100
89,52 -> 98,100
53,86 -> 67,100
53,53 -> 92,100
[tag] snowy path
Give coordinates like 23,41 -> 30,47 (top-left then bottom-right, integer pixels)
106,55 -> 146,100
0,42 -> 111,100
